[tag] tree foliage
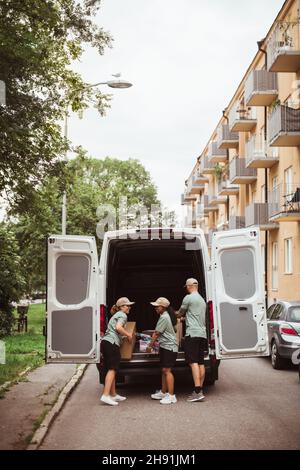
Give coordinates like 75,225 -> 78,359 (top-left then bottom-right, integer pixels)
0,0 -> 112,210
11,154 -> 162,294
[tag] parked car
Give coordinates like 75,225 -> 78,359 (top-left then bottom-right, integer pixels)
267,301 -> 300,369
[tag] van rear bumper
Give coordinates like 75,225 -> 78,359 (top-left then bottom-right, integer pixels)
98,355 -> 220,385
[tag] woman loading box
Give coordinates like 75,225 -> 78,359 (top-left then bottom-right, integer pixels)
147,297 -> 178,405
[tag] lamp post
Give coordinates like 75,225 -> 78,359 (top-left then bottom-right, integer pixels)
61,77 -> 132,235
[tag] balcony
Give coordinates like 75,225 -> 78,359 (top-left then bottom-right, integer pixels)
181,190 -> 196,204
267,21 -> 300,72
245,135 -> 279,168
269,184 -> 300,222
229,216 -> 245,230
208,192 -> 227,206
208,141 -> 227,164
268,104 -> 300,146
189,176 -> 206,194
200,156 -> 215,175
217,179 -> 239,196
229,103 -> 257,132
229,157 -> 257,184
245,70 -> 278,106
193,169 -> 209,185
217,124 -> 239,149
245,203 -> 279,230
204,195 -> 218,213
196,201 -> 205,221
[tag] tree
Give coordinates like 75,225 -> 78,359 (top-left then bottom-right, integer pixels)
0,223 -> 25,336
10,154 -> 162,294
0,0 -> 112,211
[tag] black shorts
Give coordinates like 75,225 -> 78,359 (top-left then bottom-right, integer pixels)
101,339 -> 121,371
184,336 -> 207,365
159,347 -> 177,369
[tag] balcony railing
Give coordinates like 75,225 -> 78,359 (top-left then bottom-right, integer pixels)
208,141 -> 227,163
208,192 -> 227,205
228,102 -> 257,132
204,195 -> 218,213
269,184 -> 300,221
229,157 -> 257,184
245,70 -> 278,106
245,203 -> 279,230
200,156 -> 215,175
196,201 -> 205,220
193,169 -> 209,185
229,216 -> 245,230
217,179 -> 239,196
267,20 -> 300,72
245,135 -> 279,168
268,104 -> 300,146
217,124 -> 239,149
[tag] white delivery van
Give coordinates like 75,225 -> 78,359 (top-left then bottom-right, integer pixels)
46,227 -> 269,386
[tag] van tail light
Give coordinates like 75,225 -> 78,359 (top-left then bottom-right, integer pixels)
280,324 -> 299,336
208,300 -> 215,349
100,304 -> 105,337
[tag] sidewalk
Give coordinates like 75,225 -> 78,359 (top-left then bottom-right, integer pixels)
0,363 -> 77,450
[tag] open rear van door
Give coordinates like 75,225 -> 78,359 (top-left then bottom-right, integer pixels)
46,235 -> 100,363
211,228 -> 269,360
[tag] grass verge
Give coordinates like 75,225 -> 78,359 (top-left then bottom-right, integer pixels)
0,304 -> 45,388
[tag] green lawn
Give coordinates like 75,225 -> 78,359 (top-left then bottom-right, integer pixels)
0,304 -> 46,387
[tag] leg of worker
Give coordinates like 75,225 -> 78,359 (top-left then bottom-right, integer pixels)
199,364 -> 205,388
163,368 -> 174,395
161,372 -> 167,393
190,363 -> 201,387
103,369 -> 116,396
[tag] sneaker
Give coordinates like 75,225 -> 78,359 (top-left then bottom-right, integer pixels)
111,394 -> 127,402
187,391 -> 205,402
100,394 -> 119,406
160,393 -> 177,405
151,390 -> 166,400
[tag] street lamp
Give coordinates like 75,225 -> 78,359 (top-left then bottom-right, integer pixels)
61,76 -> 133,235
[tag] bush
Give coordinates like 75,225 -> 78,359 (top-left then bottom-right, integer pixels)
0,223 -> 25,337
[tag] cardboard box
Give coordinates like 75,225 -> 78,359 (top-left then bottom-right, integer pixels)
120,322 -> 136,360
176,319 -> 183,347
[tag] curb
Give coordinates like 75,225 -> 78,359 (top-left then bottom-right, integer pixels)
27,364 -> 88,450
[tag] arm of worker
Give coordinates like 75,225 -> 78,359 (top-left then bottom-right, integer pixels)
175,296 -> 189,319
146,331 -> 160,353
115,322 -> 133,343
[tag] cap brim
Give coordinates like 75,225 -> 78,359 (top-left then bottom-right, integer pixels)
126,302 -> 135,306
150,302 -> 159,306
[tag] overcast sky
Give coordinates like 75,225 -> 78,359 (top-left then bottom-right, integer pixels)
69,0 -> 284,218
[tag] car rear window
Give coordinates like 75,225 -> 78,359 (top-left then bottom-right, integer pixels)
287,307 -> 300,323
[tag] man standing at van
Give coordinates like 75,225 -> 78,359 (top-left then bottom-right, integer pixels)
177,278 -> 207,402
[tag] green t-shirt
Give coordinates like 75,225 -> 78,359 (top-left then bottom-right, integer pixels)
103,311 -> 127,347
155,311 -> 178,353
180,292 -> 207,339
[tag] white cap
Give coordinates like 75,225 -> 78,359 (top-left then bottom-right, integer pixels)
150,297 -> 170,308
184,278 -> 198,287
116,297 -> 135,307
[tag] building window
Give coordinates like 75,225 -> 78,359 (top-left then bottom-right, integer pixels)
272,242 -> 278,290
284,167 -> 293,196
284,238 -> 293,274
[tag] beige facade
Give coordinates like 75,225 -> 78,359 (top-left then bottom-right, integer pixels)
182,0 -> 300,306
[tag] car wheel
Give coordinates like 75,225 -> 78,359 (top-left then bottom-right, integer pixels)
271,340 -> 285,370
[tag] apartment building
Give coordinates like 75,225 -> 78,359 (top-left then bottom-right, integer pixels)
182,0 -> 300,306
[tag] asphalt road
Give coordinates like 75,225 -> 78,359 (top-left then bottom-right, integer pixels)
40,358 -> 300,450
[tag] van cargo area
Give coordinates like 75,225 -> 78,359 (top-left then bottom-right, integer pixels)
101,237 -> 218,384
